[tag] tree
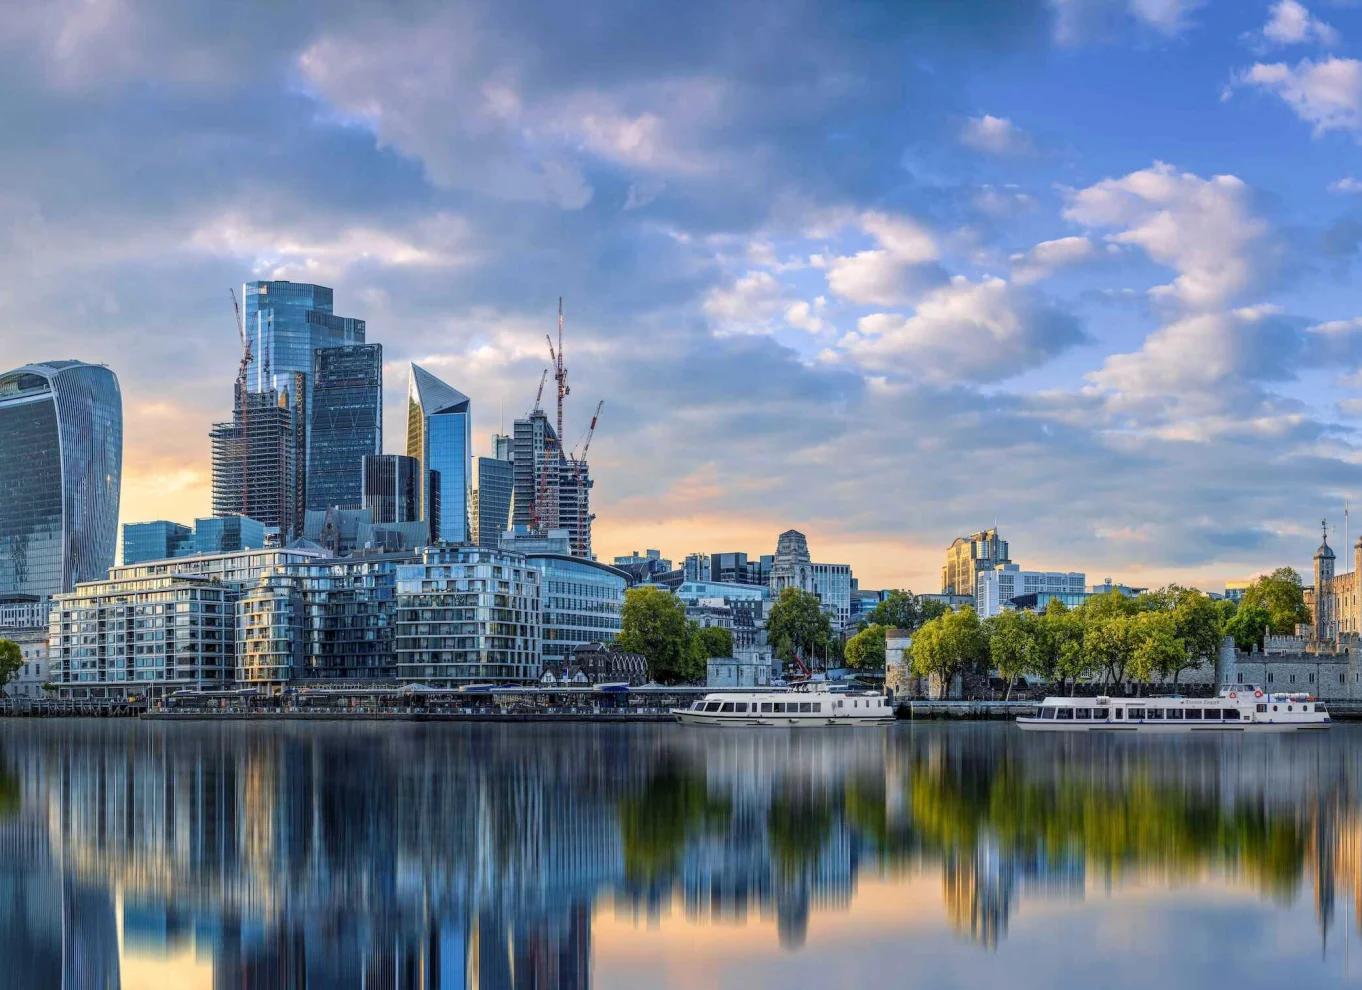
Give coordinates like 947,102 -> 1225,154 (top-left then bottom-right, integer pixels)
1133,585 -> 1221,686
1082,614 -> 1137,690
985,610 -> 1035,699
910,607 -> 986,699
1240,567 -> 1309,635
0,640 -> 20,691
917,598 -> 950,625
865,590 -> 918,631
844,623 -> 887,670
1225,603 -> 1271,653
767,588 -> 833,667
692,625 -> 733,659
1128,611 -> 1184,689
616,587 -> 702,684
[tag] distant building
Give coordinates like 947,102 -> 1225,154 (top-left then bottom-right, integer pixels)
811,563 -> 853,628
242,280 -> 366,400
0,595 -> 52,700
307,343 -> 382,511
572,643 -> 648,685
976,565 -> 1086,619
210,385 -> 299,535
362,453 -> 421,524
1224,580 -> 1252,603
770,530 -> 814,594
942,528 -> 1010,597
612,549 -> 672,584
122,520 -> 193,565
394,545 -> 541,684
474,455 -> 514,548
1007,591 -> 1091,613
510,409 -> 595,558
707,655 -> 771,688
406,365 -> 471,543
192,515 -> 268,555
0,360 -> 122,599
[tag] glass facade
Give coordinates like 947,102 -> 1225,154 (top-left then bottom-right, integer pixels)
122,521 -> 193,565
193,515 -> 267,555
528,554 -> 626,665
474,456 -> 513,547
406,365 -> 471,543
242,281 -> 365,399
307,344 -> 382,511
0,361 -> 122,599
362,454 -> 420,523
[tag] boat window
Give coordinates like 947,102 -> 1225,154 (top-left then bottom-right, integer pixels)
1165,709 -> 1183,720
1074,707 -> 1091,720
706,702 -> 722,712
735,703 -> 748,713
1144,708 -> 1162,720
1256,703 -> 1267,713
1129,707 -> 1145,719
801,702 -> 813,713
1272,705 -> 1278,712
1223,709 -> 1240,720
761,702 -> 772,713
1202,709 -> 1219,720
1318,704 -> 1328,714
1042,707 -> 1057,720
720,702 -> 734,713
773,702 -> 786,713
1055,708 -> 1074,720
1286,704 -> 1293,712
1114,709 -> 1123,720
1185,708 -> 1202,720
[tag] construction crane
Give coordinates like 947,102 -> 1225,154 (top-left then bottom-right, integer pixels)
532,368 -> 548,414
546,297 -> 570,443
569,400 -> 603,557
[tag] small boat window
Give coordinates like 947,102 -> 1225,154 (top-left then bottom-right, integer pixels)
1256,703 -> 1267,713
1145,708 -> 1163,720
1055,708 -> 1074,720
774,702 -> 786,713
1185,709 -> 1202,721
801,702 -> 813,713
1202,709 -> 1220,720
1286,704 -> 1293,712
706,702 -> 722,712
761,702 -> 772,713
1042,707 -> 1056,719
720,702 -> 734,713
1074,707 -> 1092,720
1165,709 -> 1183,720
735,703 -> 748,713
1223,709 -> 1240,720
1128,707 -> 1145,719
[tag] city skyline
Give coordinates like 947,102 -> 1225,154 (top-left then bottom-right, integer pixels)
11,1 -> 1362,590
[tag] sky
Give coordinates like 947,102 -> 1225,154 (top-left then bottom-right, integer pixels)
9,0 -> 1362,591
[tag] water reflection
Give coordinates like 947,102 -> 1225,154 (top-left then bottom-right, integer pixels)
0,721 -> 1358,987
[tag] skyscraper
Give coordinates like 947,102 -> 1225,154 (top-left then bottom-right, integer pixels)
307,343 -> 382,510
362,454 -> 421,524
0,361 -> 122,599
406,365 -> 471,543
941,528 -> 1010,597
509,409 -> 595,557
242,281 -> 365,398
210,387 -> 298,535
474,455 -> 513,548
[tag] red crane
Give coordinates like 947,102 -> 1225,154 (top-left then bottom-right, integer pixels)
569,400 -> 603,557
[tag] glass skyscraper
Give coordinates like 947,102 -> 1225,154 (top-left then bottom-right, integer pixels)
242,281 -> 365,399
362,454 -> 421,524
406,365 -> 471,543
121,521 -> 192,565
0,361 -> 122,599
475,455 -> 513,548
307,344 -> 382,510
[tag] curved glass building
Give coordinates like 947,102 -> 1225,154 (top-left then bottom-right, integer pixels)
0,361 -> 122,599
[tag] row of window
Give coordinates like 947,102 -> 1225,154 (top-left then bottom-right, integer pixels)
698,700 -> 824,714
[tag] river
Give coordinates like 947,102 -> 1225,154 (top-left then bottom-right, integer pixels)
0,719 -> 1357,988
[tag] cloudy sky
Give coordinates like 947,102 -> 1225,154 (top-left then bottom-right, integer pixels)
9,0 -> 1362,590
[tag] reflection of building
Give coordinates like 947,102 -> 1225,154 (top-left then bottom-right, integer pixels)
0,360 -> 123,600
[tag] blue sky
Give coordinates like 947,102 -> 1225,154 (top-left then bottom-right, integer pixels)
7,0 -> 1362,589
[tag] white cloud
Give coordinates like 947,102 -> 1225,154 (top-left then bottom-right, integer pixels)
972,185 -> 1037,218
959,114 -> 1032,155
1049,0 -> 1204,45
785,297 -> 827,333
1330,177 -> 1362,194
1128,0 -> 1203,36
1259,1 -> 1340,48
702,270 -> 788,333
837,276 -> 1084,382
1010,235 -> 1099,284
1234,57 -> 1362,134
1063,162 -> 1269,310
824,211 -> 943,307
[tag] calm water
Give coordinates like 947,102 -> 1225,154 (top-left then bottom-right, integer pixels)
0,720 -> 1360,989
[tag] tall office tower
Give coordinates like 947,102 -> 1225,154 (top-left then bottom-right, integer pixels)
362,454 -> 421,524
241,281 -> 366,398
307,343 -> 382,510
941,527 -> 1010,596
405,365 -> 471,542
474,455 -> 514,548
509,410 -> 596,557
0,361 -> 122,598
559,460 -> 593,559
210,387 -> 298,535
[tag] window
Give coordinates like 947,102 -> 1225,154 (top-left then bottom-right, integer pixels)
735,703 -> 748,713
1145,708 -> 1163,720
761,702 -> 772,713
1165,709 -> 1183,720
1056,708 -> 1074,720
1074,708 -> 1092,719
800,702 -> 813,713
774,702 -> 786,713
1042,707 -> 1057,720
1223,709 -> 1240,720
720,702 -> 733,713
1237,672 -> 1244,683
1129,707 -> 1145,719
1202,709 -> 1219,720
1256,703 -> 1267,713
1267,673 -> 1274,683
705,702 -> 721,712
1185,709 -> 1202,721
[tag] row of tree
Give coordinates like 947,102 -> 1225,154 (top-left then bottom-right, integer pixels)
615,587 -> 735,684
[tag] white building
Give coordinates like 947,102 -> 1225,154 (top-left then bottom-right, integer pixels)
4,627 -> 49,700
976,565 -> 1086,619
811,563 -> 853,629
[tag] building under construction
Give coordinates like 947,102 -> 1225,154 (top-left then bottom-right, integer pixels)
210,383 -> 298,536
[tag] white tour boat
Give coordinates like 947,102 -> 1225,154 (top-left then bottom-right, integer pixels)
672,688 -> 895,726
1016,685 -> 1330,732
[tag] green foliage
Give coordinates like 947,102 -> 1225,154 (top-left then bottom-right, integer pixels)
984,610 -> 1035,698
1225,603 -> 1271,653
616,587 -> 702,684
917,598 -> 950,625
692,624 -> 733,660
910,607 -> 986,699
865,590 -> 919,631
1240,567 -> 1309,635
617,758 -> 730,882
844,623 -> 887,670
767,588 -> 833,665
1128,610 -> 1185,686
1028,601 -> 1088,689
0,640 -> 20,690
